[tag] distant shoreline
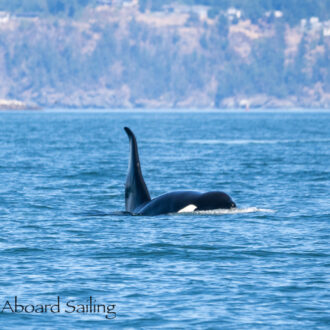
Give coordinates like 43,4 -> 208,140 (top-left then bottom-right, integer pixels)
0,99 -> 41,111
1,108 -> 328,114
1,98 -> 329,113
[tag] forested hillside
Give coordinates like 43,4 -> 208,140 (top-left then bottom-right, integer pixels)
0,0 -> 329,109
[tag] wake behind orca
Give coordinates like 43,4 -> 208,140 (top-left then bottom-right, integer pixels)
123,127 -> 236,216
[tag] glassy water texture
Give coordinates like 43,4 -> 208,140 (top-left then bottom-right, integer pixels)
0,111 -> 329,329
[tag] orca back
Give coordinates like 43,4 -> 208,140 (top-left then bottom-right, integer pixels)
124,127 -> 151,213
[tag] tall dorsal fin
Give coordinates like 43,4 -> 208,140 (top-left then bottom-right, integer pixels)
124,127 -> 151,213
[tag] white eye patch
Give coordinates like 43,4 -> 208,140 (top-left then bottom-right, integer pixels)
178,204 -> 197,213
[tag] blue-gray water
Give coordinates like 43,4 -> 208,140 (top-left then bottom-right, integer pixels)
0,110 -> 329,329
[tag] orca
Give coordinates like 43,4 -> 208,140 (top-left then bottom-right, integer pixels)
124,127 -> 236,216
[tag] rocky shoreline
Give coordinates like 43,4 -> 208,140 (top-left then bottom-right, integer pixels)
1,94 -> 329,111
23,88 -> 330,110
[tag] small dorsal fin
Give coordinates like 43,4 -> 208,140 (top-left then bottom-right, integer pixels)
124,127 -> 151,213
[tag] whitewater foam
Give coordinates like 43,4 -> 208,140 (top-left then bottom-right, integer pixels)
193,207 -> 275,215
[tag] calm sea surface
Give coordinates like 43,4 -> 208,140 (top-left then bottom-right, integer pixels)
0,110 -> 329,329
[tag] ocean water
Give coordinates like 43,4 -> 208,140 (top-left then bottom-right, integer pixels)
0,110 -> 329,329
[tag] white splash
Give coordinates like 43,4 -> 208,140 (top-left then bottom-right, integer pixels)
193,207 -> 275,215
186,139 -> 330,145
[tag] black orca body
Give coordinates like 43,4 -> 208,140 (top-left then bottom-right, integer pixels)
124,127 -> 236,216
